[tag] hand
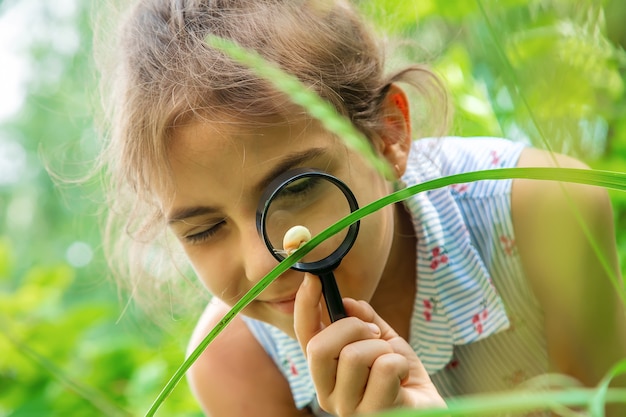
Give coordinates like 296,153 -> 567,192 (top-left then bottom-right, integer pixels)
294,274 -> 446,416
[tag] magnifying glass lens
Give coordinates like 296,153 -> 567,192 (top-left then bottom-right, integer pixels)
264,176 -> 351,262
257,168 -> 360,322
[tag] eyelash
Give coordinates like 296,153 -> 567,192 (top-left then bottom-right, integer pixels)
183,220 -> 226,244
280,177 -> 321,200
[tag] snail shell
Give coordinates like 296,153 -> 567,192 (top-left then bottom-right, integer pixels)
282,225 -> 312,255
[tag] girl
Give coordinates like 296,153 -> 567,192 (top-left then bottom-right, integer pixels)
99,0 -> 626,415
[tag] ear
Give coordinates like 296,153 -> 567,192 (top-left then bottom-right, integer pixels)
377,84 -> 412,179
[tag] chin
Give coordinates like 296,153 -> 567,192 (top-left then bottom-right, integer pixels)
246,308 -> 298,338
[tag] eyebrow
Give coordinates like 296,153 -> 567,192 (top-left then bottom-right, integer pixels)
254,147 -> 327,193
167,147 -> 328,224
167,205 -> 220,224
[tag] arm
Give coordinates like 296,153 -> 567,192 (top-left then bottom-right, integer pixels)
187,300 -> 313,417
512,148 -> 626,415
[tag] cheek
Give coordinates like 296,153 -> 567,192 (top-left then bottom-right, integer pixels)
354,175 -> 395,257
338,204 -> 394,300
183,245 -> 243,305
360,204 -> 394,263
334,169 -> 394,297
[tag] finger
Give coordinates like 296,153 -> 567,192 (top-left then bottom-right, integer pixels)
342,299 -> 445,411
344,298 -> 433,383
293,273 -> 324,356
358,352 -> 409,414
343,298 -> 399,341
306,316 -> 381,400
387,336 -> 433,384
332,338 -> 393,414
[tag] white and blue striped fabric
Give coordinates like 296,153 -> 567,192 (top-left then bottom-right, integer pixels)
244,137 -> 549,415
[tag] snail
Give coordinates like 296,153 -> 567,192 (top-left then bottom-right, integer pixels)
282,225 -> 312,256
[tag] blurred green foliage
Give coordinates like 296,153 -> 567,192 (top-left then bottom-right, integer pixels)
0,2 -> 202,416
0,0 -> 624,416
360,0 -> 626,270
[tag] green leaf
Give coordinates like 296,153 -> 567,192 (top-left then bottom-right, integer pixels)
590,358 -> 626,416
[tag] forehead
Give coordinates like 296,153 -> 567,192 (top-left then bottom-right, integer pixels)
168,115 -> 334,166
160,115 -> 346,210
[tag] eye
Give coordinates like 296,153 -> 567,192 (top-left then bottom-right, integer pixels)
279,177 -> 322,201
183,220 -> 226,245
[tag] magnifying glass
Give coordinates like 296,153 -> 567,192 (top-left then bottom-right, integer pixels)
256,168 -> 360,322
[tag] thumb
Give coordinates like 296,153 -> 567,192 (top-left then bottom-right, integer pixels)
293,273 -> 324,357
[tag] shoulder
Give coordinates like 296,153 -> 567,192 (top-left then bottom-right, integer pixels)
511,147 -> 626,387
511,147 -> 618,309
511,147 -> 616,290
187,299 -> 311,416
511,147 -> 613,300
411,136 -> 526,176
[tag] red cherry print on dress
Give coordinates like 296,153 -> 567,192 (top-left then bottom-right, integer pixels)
430,246 -> 449,270
423,297 -> 438,322
490,150 -> 501,166
500,235 -> 516,256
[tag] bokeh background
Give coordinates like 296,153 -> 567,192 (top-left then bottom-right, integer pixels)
1,0 -> 625,416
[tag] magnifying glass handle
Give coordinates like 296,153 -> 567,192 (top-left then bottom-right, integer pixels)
318,272 -> 347,322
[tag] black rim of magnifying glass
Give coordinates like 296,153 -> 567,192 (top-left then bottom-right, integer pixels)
256,168 -> 360,275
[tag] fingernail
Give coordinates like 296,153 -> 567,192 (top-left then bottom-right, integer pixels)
367,322 -> 380,335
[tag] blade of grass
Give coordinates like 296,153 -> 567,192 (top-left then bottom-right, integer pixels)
590,358 -> 626,416
145,166 -> 626,416
475,0 -> 552,154
371,387 -> 626,417
204,34 -> 393,179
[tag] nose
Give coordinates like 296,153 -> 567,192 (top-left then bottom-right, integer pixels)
239,223 -> 280,284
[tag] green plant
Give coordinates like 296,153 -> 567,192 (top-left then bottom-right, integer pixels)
4,0 -> 623,415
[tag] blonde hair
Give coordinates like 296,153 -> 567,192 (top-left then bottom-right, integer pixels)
96,0 -> 449,315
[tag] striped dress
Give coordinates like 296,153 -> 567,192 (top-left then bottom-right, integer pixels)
244,137 -> 549,416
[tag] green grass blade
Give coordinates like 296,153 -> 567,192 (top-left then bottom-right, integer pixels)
590,358 -> 626,416
474,0 -> 556,155
204,35 -> 393,179
144,242 -> 312,416
371,387 -> 626,416
145,166 -> 626,416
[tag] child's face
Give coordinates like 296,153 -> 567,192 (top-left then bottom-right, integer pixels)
163,116 -> 397,337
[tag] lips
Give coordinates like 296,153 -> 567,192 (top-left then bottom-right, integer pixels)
263,292 -> 297,314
